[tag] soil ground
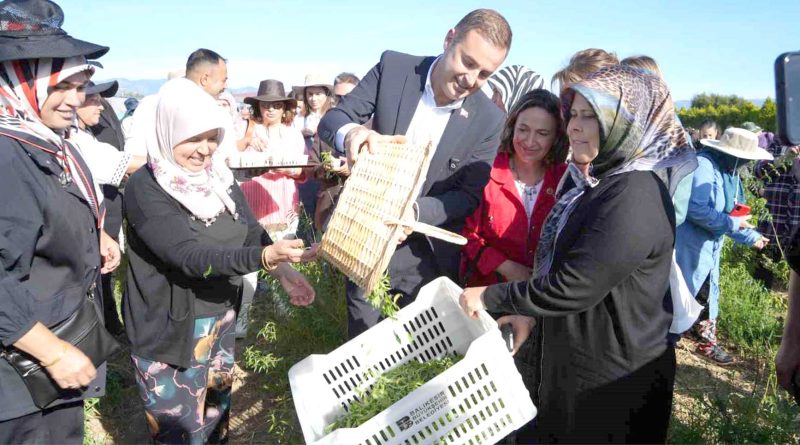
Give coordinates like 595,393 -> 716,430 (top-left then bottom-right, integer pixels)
85,337 -> 761,444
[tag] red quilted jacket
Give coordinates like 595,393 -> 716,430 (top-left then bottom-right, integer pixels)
460,152 -> 567,286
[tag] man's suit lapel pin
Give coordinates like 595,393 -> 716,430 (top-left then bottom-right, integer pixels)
459,108 -> 469,118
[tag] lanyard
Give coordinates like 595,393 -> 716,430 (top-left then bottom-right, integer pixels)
0,130 -> 104,228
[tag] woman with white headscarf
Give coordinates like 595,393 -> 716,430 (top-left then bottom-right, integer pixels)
123,78 -> 316,444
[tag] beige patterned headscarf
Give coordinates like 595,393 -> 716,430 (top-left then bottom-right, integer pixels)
535,66 -> 697,278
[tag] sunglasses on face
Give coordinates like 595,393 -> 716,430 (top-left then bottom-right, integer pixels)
261,102 -> 285,110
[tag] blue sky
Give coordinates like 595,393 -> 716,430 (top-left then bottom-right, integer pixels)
58,0 -> 799,100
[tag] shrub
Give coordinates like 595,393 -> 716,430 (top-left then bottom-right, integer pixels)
678,97 -> 776,133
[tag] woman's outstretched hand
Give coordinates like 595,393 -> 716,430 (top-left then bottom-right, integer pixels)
274,263 -> 315,306
300,243 -> 320,262
263,239 -> 306,265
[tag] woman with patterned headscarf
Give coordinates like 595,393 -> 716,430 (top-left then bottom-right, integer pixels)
460,65 -> 696,443
0,0 -> 118,442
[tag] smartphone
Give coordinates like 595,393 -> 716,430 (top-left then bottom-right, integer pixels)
730,203 -> 751,217
776,51 -> 800,146
500,323 -> 514,353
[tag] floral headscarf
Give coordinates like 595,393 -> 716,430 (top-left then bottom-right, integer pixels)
147,78 -> 236,223
534,65 -> 697,278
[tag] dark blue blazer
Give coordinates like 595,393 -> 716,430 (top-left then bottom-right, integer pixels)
319,50 -> 504,296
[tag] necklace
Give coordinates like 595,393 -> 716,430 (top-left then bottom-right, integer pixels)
510,157 -> 543,187
510,157 -> 542,219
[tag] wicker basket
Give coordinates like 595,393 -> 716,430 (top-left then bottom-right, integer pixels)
319,141 -> 465,295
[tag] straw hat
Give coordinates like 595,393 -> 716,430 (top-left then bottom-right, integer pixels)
295,73 -> 333,97
0,0 -> 108,63
700,127 -> 774,161
244,79 -> 297,109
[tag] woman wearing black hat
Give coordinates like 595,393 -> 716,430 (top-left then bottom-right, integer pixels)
70,80 -> 147,199
0,0 -> 118,442
70,80 -> 148,336
239,79 -> 306,241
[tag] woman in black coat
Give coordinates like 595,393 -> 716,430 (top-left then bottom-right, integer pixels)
460,65 -> 697,443
123,78 -> 316,444
0,1 -> 117,442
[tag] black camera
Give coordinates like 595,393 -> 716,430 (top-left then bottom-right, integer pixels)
777,51 -> 800,405
776,51 -> 800,146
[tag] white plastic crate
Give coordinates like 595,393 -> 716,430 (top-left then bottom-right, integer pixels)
289,277 -> 537,445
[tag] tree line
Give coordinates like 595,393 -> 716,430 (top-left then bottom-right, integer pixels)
678,93 -> 776,133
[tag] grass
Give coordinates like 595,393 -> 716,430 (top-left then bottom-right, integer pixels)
237,259 -> 347,443
84,206 -> 800,443
667,238 -> 800,444
670,390 -> 799,444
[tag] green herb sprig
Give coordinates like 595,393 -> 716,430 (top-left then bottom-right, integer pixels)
326,354 -> 463,433
366,274 -> 402,319
320,151 -> 339,181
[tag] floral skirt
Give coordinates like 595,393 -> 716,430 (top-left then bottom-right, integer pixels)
132,309 -> 236,444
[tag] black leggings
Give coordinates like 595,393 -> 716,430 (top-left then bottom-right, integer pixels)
0,401 -> 84,444
538,346 -> 676,444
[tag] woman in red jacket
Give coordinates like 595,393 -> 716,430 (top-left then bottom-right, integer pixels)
461,89 -> 568,286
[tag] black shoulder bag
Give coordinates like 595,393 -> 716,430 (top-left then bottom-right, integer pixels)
1,287 -> 122,409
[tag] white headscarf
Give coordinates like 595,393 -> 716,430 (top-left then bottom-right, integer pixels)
147,78 -> 236,222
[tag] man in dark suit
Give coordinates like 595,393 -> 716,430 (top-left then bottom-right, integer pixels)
318,9 -> 511,337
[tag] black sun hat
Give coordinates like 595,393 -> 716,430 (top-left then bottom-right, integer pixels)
0,0 -> 109,63
84,80 -> 118,97
244,79 -> 297,109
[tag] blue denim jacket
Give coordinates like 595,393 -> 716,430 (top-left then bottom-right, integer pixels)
675,154 -> 761,320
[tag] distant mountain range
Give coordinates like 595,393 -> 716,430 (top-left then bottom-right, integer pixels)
107,78 -> 256,97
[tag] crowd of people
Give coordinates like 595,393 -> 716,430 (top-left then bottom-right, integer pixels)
1,1 -> 799,444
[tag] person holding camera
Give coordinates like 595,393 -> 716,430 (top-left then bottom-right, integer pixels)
750,125 -> 800,288
776,143 -> 800,400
